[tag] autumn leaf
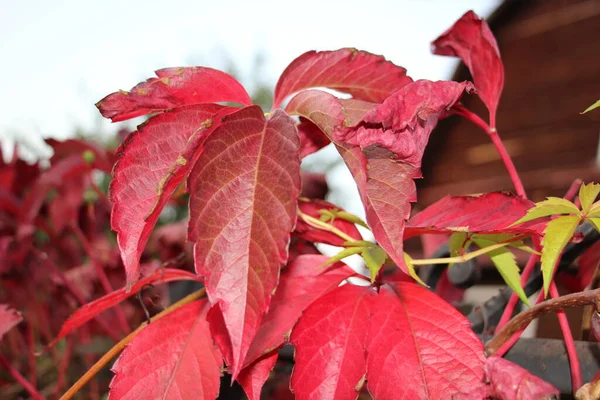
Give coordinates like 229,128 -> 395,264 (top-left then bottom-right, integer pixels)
237,350 -> 279,400
273,48 -> 412,109
109,300 -> 222,400
484,356 -> 559,399
0,304 -> 22,342
96,67 -> 251,122
297,118 -> 331,158
432,10 -> 504,124
541,215 -> 581,296
49,269 -> 201,348
188,106 -> 301,378
110,104 -> 234,287
406,192 -> 545,238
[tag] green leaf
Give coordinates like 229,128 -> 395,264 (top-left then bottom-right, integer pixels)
362,246 -> 387,282
581,99 -> 600,114
448,232 -> 468,256
541,215 -> 581,296
403,253 -> 428,287
471,238 -> 530,306
342,240 -> 375,248
319,247 -> 364,268
588,218 -> 600,233
334,211 -> 369,228
579,182 -> 600,215
470,233 -> 540,255
589,201 -> 600,218
511,197 -> 580,225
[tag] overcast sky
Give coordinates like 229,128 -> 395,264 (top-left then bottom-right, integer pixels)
1,0 -> 500,151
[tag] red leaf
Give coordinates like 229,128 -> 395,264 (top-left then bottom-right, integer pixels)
97,67 -> 252,122
188,106 -> 301,377
295,198 -> 362,246
290,284 -> 374,400
243,255 -> 356,367
49,173 -> 87,233
47,138 -> 114,173
405,192 -> 545,238
109,300 -> 222,400
576,241 -> 600,291
237,350 -> 279,400
432,11 -> 504,122
365,282 -> 486,399
49,268 -> 200,347
297,118 -> 331,158
484,356 -> 559,399
110,104 -> 233,287
0,304 -> 22,342
273,48 -> 412,109
300,171 -> 328,200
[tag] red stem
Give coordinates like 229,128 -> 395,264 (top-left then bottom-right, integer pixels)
53,338 -> 73,400
0,354 -> 45,400
549,283 -> 583,392
71,224 -> 130,335
26,310 -> 37,389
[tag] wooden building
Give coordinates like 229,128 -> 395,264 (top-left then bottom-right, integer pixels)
418,0 -> 600,206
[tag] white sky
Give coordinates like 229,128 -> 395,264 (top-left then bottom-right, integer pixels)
1,0 -> 500,151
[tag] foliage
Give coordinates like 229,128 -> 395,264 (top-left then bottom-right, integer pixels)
2,9 -> 600,400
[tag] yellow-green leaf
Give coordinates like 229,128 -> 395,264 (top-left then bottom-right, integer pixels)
334,211 -> 369,228
589,201 -> 600,218
319,246 -> 364,268
470,233 -> 540,255
579,182 -> 600,215
588,218 -> 600,233
362,246 -> 387,282
581,99 -> 600,114
511,197 -> 580,225
541,215 -> 581,296
448,232 -> 468,268
471,238 -> 530,306
403,253 -> 428,287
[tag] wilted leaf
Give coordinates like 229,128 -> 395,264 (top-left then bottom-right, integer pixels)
188,106 -> 301,377
295,198 -> 362,246
237,350 -> 279,400
109,300 -> 222,400
273,48 -> 412,108
0,304 -> 22,342
485,356 -> 559,399
471,237 -> 529,305
580,182 -> 600,215
541,215 -> 581,296
406,192 -> 545,238
290,284 -> 374,400
512,197 -> 580,226
432,10 -> 504,123
49,269 -> 200,347
581,99 -> 600,114
97,67 -> 251,122
110,104 -> 233,287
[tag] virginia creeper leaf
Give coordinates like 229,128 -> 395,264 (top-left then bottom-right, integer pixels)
580,182 -> 600,215
581,99 -> 600,114
0,304 -> 22,342
237,350 -> 279,400
295,198 -> 363,246
541,215 -> 581,296
403,253 -> 428,287
188,106 -> 301,378
109,300 -> 222,400
97,67 -> 251,122
110,104 -> 233,288
471,237 -> 529,305
406,192 -> 545,238
512,197 -> 580,226
589,217 -> 600,233
432,11 -> 504,122
362,245 -> 387,282
575,241 -> 600,291
290,284 -> 374,400
243,255 -> 356,368
273,48 -> 412,109
297,118 -> 331,158
49,268 -> 200,347
366,282 -> 487,399
484,356 -> 559,399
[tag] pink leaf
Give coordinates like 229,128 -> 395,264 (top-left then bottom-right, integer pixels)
432,11 -> 504,123
243,255 -> 356,368
237,350 -> 279,400
365,282 -> 486,399
49,268 -> 200,348
295,198 -> 363,246
297,118 -> 331,158
290,284 -> 374,400
188,106 -> 301,378
484,356 -> 559,400
0,304 -> 22,342
405,192 -> 546,239
273,48 -> 412,109
97,67 -> 252,122
110,104 -> 234,288
109,300 -> 222,400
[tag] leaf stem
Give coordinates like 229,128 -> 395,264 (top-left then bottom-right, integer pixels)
0,354 -> 45,400
59,288 -> 206,400
453,104 -> 525,197
409,241 -> 512,265
297,209 -> 356,243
